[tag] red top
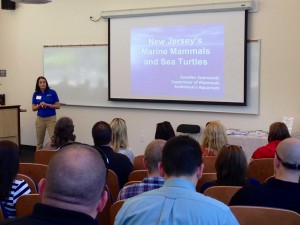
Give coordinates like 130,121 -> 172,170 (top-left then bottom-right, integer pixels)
202,147 -> 216,156
251,140 -> 281,159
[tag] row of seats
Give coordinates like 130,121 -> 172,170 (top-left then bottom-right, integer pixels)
35,149 -> 275,184
134,154 -> 275,183
3,193 -> 300,225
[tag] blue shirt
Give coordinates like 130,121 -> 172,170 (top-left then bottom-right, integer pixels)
117,177 -> 164,200
32,89 -> 59,118
115,178 -> 239,225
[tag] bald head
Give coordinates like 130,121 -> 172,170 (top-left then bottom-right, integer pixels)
144,139 -> 166,173
44,143 -> 107,209
276,138 -> 300,170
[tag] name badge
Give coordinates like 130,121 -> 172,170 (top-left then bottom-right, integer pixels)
36,96 -> 42,100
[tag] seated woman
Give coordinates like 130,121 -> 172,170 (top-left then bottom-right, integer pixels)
110,118 -> 135,164
201,120 -> 228,156
200,144 -> 259,193
43,116 -> 76,150
0,140 -> 31,219
251,122 -> 290,160
155,121 -> 175,141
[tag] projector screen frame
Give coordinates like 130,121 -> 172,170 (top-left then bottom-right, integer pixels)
108,9 -> 249,106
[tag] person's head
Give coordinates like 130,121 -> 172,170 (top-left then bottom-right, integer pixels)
38,143 -> 108,218
161,136 -> 203,183
215,144 -> 248,186
144,139 -> 166,175
0,140 -> 19,200
52,117 -> 76,148
274,138 -> 300,181
201,120 -> 228,155
155,121 -> 175,141
35,76 -> 50,93
92,121 -> 112,146
268,122 -> 291,142
110,118 -> 129,152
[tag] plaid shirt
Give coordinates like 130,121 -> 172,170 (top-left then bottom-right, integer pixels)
117,177 -> 165,200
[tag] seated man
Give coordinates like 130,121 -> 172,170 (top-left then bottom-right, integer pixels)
117,139 -> 166,200
2,143 -> 108,225
92,121 -> 133,188
115,136 -> 239,225
230,137 -> 300,214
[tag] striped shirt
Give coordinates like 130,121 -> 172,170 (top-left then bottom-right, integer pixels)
0,179 -> 31,219
117,177 -> 164,200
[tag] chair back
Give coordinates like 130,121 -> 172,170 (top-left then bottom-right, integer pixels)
0,207 -> 4,221
202,156 -> 217,173
196,173 -> 217,192
203,186 -> 242,205
110,200 -> 125,225
15,194 -> 41,217
133,155 -> 145,170
35,149 -> 57,165
176,124 -> 201,141
107,169 -> 120,203
230,206 -> 300,225
247,158 -> 274,183
16,173 -> 38,194
124,180 -> 142,187
18,163 -> 48,185
128,170 -> 148,182
97,185 -> 111,225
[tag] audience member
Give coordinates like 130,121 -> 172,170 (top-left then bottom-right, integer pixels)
230,137 -> 300,214
117,139 -> 166,200
155,121 -> 175,140
110,118 -> 135,164
1,142 -> 108,224
200,144 -> 259,193
201,120 -> 228,156
43,116 -> 76,150
251,122 -> 290,159
92,121 -> 133,188
0,140 -> 31,219
115,136 -> 239,225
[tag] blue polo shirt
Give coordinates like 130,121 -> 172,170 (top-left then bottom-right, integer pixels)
32,89 -> 59,118
115,178 -> 239,225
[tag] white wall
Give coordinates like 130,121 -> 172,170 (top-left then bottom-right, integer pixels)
1,0 -> 299,155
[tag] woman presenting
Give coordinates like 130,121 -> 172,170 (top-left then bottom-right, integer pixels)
32,76 -> 60,150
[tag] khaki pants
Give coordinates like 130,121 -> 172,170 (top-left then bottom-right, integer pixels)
35,116 -> 56,150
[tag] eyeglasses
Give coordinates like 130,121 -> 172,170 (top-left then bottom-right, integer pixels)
275,151 -> 300,171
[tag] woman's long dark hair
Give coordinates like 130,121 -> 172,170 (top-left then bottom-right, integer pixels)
35,76 -> 50,93
51,117 -> 76,148
215,144 -> 249,186
268,122 -> 291,142
0,140 -> 19,200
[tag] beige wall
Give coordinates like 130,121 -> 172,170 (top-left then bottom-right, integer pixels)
0,0 -> 299,155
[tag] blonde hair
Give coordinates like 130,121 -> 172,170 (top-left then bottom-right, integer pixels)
110,118 -> 129,152
201,120 -> 228,155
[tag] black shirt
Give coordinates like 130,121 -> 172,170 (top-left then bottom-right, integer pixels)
97,145 -> 133,188
0,203 -> 98,225
230,177 -> 300,214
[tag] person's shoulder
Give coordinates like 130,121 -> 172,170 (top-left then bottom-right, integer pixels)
114,150 -> 132,162
13,179 -> 28,187
229,184 -> 261,205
